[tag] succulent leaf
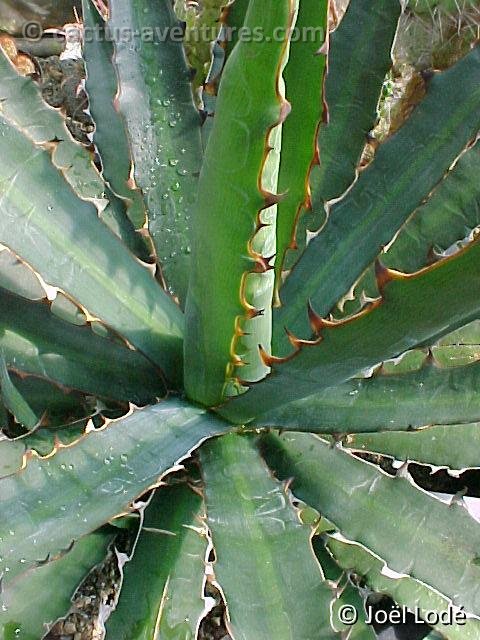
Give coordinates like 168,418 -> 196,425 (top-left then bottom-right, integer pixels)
201,433 -> 338,640
273,46 -> 480,352
0,114 -> 184,384
261,432 -> 480,618
106,482 -> 207,639
185,0 -> 295,406
108,0 -> 203,304
0,529 -> 114,640
0,398 -> 230,583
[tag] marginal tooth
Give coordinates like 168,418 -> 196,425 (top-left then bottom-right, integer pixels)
284,328 -> 319,350
245,307 -> 265,320
254,254 -> 275,273
261,190 -> 286,209
304,192 -> 312,210
316,41 -> 328,56
450,487 -> 468,507
258,345 -> 289,367
375,259 -> 393,293
396,461 -> 411,480
306,300 -> 336,334
285,328 -> 300,348
279,99 -> 292,123
307,300 -> 324,334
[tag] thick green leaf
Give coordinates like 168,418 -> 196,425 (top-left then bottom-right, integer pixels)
327,535 -> 480,640
200,0 -> 250,148
81,0 -> 148,233
0,114 -> 184,384
0,250 -> 44,300
109,0 -> 203,304
273,46 -> 480,352
106,483 -> 207,639
0,398 -> 230,583
307,536 -> 372,640
0,287 -> 164,403
0,48 -> 147,259
4,374 -> 94,429
310,0 -> 401,206
345,423 -> 480,470
185,0 -> 294,406
0,437 -> 24,477
20,422 -> 90,458
375,137 -> 480,273
261,432 -> 480,617
0,358 -> 38,429
273,0 -> 328,290
200,433 -> 338,640
223,0 -> 251,58
339,138 -> 480,318
0,529 -> 113,640
252,359 -> 480,433
224,236 -> 480,422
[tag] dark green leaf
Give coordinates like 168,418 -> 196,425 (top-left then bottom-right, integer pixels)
345,423 -> 480,470
274,0 -> 328,292
252,358 -> 480,433
0,530 -> 114,640
81,0 -> 148,233
201,433 -> 338,640
106,483 -> 207,639
185,0 -> 293,406
0,398 -> 230,583
327,535 -> 480,640
109,0 -> 203,304
0,287 -> 165,403
224,236 -> 480,422
273,46 -> 480,352
0,115 -> 184,384
262,432 -> 480,617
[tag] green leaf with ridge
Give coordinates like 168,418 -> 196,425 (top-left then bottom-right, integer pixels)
0,398 -> 230,583
106,483 -> 207,639
280,0 -> 401,277
201,0 -> 250,148
0,529 -> 114,640
185,0 -> 294,406
261,432 -> 480,618
81,0 -> 148,233
273,46 -> 480,352
252,358 -> 480,433
0,47 -> 148,259
273,0 -> 328,290
0,287 -> 165,403
200,433 -> 338,640
109,0 -> 203,304
0,436 -> 24,477
338,138 -> 480,318
0,114 -> 184,384
0,357 -> 37,429
326,535 -> 480,640
224,236 -> 480,422
344,423 -> 480,470
3,374 -> 94,429
310,0 -> 401,206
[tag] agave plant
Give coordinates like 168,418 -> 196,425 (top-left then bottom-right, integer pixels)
0,0 -> 480,637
